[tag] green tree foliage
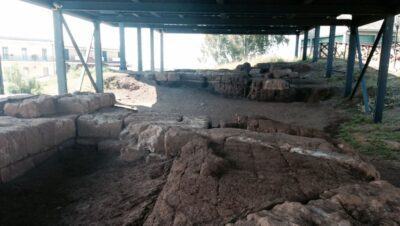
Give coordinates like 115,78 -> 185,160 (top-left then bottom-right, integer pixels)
5,64 -> 41,94
201,35 -> 288,64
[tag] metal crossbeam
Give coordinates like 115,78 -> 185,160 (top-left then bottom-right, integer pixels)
350,20 -> 386,99
163,28 -> 300,35
102,16 -> 351,26
62,14 -> 99,93
59,1 -> 393,15
79,30 -> 94,91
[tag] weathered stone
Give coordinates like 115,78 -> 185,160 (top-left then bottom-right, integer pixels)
144,127 -> 378,225
263,79 -> 289,90
119,116 -> 211,161
231,115 -> 329,140
77,107 -> 133,139
0,116 -> 76,182
123,112 -> 183,127
56,93 -> 116,115
4,95 -> 56,118
233,180 -> 400,226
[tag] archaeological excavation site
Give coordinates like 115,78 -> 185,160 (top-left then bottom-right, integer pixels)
1,0 -> 400,226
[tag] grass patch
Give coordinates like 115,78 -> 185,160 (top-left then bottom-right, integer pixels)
338,111 -> 400,160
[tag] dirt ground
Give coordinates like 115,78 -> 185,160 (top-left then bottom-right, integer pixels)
109,77 -> 342,131
0,146 -> 171,225
106,73 -> 400,187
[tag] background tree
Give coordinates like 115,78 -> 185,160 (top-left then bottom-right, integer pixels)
201,35 -> 288,64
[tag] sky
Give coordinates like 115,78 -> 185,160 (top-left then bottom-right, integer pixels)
0,0 -> 343,70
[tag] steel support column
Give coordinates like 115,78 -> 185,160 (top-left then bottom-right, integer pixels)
150,28 -> 155,71
94,21 -> 103,92
344,24 -> 357,97
312,26 -> 320,62
374,16 -> 395,123
160,29 -> 164,72
355,28 -> 369,113
0,56 -> 3,94
302,30 -> 308,61
53,9 -> 68,94
0,55 -> 4,94
137,26 -> 143,72
326,25 -> 336,77
119,23 -> 127,71
295,33 -> 300,58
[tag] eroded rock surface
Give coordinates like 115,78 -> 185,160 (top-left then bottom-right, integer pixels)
233,180 -> 400,226
119,115 -> 211,161
56,92 -> 116,115
4,95 -> 56,118
140,127 -> 379,225
77,107 -> 134,140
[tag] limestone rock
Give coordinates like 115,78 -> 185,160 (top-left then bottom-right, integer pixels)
144,127 -> 379,225
56,93 -> 116,115
4,95 -> 56,118
123,112 -> 183,127
119,116 -> 211,161
233,180 -> 400,226
0,116 -> 75,182
77,107 -> 133,139
263,79 -> 289,90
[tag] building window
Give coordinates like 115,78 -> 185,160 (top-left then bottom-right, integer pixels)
22,48 -> 28,60
42,48 -> 48,61
2,47 -> 9,60
43,67 -> 49,77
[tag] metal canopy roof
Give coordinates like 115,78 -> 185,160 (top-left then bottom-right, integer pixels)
24,0 -> 400,34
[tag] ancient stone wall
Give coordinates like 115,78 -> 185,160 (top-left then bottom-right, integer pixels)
149,62 -> 337,102
0,93 -> 132,183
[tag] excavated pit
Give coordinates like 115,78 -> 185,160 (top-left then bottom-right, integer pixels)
1,63 -> 400,225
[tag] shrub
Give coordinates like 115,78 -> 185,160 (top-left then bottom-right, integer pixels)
5,65 -> 42,94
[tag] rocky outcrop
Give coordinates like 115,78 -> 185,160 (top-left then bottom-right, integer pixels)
232,180 -> 400,226
144,127 -> 379,225
225,115 -> 329,140
119,116 -> 211,161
